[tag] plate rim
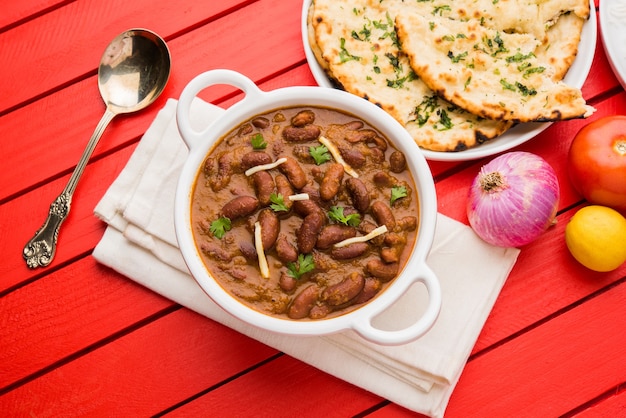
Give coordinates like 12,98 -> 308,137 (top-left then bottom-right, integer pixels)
599,0 -> 626,92
301,0 -> 597,162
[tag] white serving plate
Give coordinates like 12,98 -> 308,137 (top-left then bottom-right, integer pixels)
600,0 -> 626,92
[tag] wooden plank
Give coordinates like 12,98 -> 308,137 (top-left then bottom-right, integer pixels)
445,281 -> 626,416
0,256 -> 174,388
0,309 -> 279,416
0,0 -> 306,202
0,0 -> 252,113
167,355 -> 384,417
473,203 -> 626,353
573,388 -> 626,417
0,0 -> 67,32
0,142 -> 133,292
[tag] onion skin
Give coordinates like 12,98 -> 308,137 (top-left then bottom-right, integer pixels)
467,152 -> 560,248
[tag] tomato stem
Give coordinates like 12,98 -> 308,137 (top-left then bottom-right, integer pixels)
615,139 -> 626,156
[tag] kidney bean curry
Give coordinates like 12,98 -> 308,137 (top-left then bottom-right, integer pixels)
191,106 -> 419,320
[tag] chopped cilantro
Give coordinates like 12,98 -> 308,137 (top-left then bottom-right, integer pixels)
309,144 -> 332,165
250,133 -> 267,150
339,38 -> 361,63
390,186 -> 408,205
210,217 -> 231,239
287,254 -> 316,279
447,50 -> 468,63
328,206 -> 361,227
436,109 -> 453,130
269,193 -> 289,212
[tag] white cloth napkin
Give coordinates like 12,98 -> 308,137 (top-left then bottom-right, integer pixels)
93,98 -> 519,417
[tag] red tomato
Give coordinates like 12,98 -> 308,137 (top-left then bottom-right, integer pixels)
568,115 -> 626,213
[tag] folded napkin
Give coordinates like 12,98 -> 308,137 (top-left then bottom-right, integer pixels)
93,98 -> 519,417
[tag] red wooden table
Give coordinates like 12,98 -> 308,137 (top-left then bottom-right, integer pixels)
2,1 -> 625,416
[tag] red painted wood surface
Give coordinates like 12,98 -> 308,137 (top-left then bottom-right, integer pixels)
1,0 -> 625,416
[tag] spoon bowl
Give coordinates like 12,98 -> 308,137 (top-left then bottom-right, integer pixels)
23,29 -> 171,268
98,29 -> 170,114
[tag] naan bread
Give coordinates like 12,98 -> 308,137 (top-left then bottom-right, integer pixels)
535,11 -> 586,81
311,0 -> 511,152
387,0 -> 590,42
395,13 -> 595,122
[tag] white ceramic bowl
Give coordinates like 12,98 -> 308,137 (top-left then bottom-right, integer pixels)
175,69 -> 441,345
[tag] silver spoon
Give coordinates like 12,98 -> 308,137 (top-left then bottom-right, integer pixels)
23,29 -> 171,268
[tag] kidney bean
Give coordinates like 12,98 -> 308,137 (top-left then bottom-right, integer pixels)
381,246 -> 401,263
353,277 -> 382,304
322,272 -> 365,306
339,147 -> 366,168
358,220 -> 385,246
389,151 -> 407,173
279,156 -> 307,189
221,196 -> 259,220
366,259 -> 399,282
290,110 -> 316,127
251,117 -> 270,129
373,171 -> 397,188
397,216 -> 417,231
345,177 -> 370,212
279,272 -> 297,292
282,125 -> 321,142
330,242 -> 369,260
238,241 -> 258,260
342,120 -> 364,131
316,225 -> 357,250
288,284 -> 320,319
275,234 -> 298,263
293,199 -> 324,218
369,147 -> 385,163
210,152 -> 234,192
200,242 -> 232,262
384,232 -> 406,247
309,303 -> 332,319
258,209 -> 279,250
371,135 -> 388,151
300,185 -> 324,206
252,171 -> 275,206
320,163 -> 345,201
297,212 -> 325,254
242,151 -> 272,171
345,129 -> 377,143
274,174 -> 294,210
371,200 -> 396,230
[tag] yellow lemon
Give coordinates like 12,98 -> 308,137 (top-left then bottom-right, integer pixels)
565,205 -> 626,272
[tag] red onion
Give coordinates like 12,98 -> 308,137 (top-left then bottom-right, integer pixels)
467,151 -> 559,247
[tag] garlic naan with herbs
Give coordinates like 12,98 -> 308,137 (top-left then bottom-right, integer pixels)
395,13 -> 594,122
309,0 -> 593,151
311,0 -> 511,152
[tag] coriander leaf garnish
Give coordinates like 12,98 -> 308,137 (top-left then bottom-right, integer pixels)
269,193 -> 289,212
250,133 -> 267,150
309,145 -> 331,165
210,217 -> 232,239
287,254 -> 316,279
390,186 -> 408,205
339,38 -> 361,63
328,206 -> 361,227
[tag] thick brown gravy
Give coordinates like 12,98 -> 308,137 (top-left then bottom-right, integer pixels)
191,106 -> 419,320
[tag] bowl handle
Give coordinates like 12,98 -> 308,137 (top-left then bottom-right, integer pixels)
176,69 -> 261,149
352,264 -> 441,345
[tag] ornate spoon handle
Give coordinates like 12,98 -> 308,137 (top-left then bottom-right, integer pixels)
23,192 -> 72,268
23,109 -> 116,268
